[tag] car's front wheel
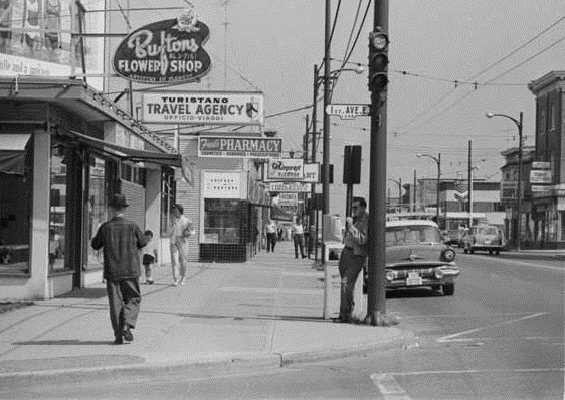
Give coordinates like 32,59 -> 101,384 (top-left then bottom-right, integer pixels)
443,283 -> 454,296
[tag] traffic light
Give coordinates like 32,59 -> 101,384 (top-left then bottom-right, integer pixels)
368,28 -> 389,92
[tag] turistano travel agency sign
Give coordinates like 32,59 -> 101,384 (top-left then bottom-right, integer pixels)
198,137 -> 282,158
141,91 -> 264,126
113,5 -> 211,84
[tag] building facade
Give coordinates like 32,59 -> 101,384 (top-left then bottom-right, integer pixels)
0,77 -> 181,300
527,71 -> 565,249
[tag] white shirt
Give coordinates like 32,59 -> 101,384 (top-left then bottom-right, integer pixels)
170,215 -> 192,241
292,223 -> 304,235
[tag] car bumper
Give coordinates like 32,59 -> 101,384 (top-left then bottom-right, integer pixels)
386,275 -> 458,289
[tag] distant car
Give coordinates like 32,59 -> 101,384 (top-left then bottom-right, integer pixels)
366,220 -> 460,296
462,224 -> 505,255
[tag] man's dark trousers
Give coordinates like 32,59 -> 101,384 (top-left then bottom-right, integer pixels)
106,278 -> 141,339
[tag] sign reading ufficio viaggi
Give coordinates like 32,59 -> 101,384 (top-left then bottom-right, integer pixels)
198,137 -> 281,158
266,158 -> 304,181
113,5 -> 211,84
141,91 -> 264,125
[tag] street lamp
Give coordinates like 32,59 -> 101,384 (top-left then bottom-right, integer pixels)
417,153 -> 441,225
486,111 -> 523,251
388,178 -> 402,212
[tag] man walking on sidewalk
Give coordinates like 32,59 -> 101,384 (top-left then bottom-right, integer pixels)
91,194 -> 149,344
337,197 -> 369,323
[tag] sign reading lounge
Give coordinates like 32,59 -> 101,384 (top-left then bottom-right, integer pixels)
141,92 -> 264,125
198,137 -> 281,158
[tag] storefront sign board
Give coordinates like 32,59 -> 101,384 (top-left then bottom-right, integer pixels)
266,158 -> 304,181
202,172 -> 243,198
141,92 -> 264,125
198,137 -> 281,158
279,192 -> 298,206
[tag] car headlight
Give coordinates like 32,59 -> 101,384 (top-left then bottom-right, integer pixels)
441,248 -> 456,262
386,271 -> 395,282
434,268 -> 444,279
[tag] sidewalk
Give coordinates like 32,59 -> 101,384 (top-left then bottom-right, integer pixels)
498,249 -> 565,261
0,241 -> 413,382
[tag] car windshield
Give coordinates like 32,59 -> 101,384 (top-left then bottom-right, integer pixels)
386,225 -> 442,247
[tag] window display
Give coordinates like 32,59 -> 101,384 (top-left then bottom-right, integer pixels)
48,143 -> 67,271
203,198 -> 241,244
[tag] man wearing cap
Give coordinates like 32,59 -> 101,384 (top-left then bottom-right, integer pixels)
91,194 -> 149,344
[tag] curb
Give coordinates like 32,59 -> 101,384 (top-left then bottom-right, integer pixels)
0,334 -> 415,386
498,253 -> 565,262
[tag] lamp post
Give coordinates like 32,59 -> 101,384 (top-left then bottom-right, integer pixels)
388,178 -> 402,212
486,111 -> 523,251
417,153 -> 441,225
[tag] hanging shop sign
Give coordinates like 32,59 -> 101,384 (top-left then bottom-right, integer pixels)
113,4 -> 211,84
202,172 -> 243,198
303,163 -> 320,183
530,170 -> 552,184
268,182 -> 311,192
141,91 -> 264,125
266,158 -> 304,181
279,192 -> 299,206
198,137 -> 281,158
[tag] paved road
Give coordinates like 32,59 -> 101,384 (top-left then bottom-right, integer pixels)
2,254 -> 563,399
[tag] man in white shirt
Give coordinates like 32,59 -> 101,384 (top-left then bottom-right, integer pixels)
168,204 -> 194,286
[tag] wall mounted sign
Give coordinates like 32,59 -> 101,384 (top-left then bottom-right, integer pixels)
531,161 -> 551,169
113,4 -> 211,84
197,137 -> 281,158
266,158 -> 304,181
202,172 -> 242,198
279,192 -> 299,206
141,91 -> 264,125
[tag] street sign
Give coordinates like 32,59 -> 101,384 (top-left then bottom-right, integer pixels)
325,104 -> 371,120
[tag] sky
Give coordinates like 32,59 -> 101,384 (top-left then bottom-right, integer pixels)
96,0 -> 565,216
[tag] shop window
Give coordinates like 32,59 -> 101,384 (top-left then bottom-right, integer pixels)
549,103 -> 556,131
561,212 -> 565,240
0,137 -> 33,274
48,144 -> 68,271
203,199 -> 242,244
161,168 -> 176,235
84,156 -> 108,271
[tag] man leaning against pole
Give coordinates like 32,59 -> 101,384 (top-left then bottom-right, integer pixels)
336,196 -> 369,323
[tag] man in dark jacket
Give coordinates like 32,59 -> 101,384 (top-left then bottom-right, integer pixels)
91,194 -> 149,344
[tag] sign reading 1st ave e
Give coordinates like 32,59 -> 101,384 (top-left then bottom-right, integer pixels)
325,104 -> 371,120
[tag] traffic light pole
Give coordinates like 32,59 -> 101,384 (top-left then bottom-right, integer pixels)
366,0 -> 389,325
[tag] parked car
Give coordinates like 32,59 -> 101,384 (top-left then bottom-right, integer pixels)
445,229 -> 466,247
364,220 -> 460,296
462,224 -> 505,255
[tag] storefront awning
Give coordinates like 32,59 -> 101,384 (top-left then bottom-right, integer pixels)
0,134 -> 31,174
60,130 -> 182,167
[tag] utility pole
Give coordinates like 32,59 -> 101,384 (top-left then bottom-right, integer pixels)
322,0 -> 332,221
366,0 -> 389,324
311,65 -> 319,261
468,140 -> 473,228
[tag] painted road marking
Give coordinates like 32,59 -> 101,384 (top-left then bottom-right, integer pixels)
371,373 -> 412,400
437,312 -> 547,343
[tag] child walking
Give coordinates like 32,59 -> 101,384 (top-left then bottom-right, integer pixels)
142,230 -> 158,284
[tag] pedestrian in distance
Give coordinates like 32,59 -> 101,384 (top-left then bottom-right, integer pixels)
142,230 -> 158,284
91,194 -> 149,344
265,218 -> 277,253
168,204 -> 194,286
336,196 -> 369,323
292,217 -> 307,259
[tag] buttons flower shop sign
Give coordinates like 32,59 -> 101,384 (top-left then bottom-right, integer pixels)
113,4 -> 211,84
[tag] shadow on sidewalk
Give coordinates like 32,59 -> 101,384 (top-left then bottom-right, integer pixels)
13,340 -> 115,346
57,288 -> 107,299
